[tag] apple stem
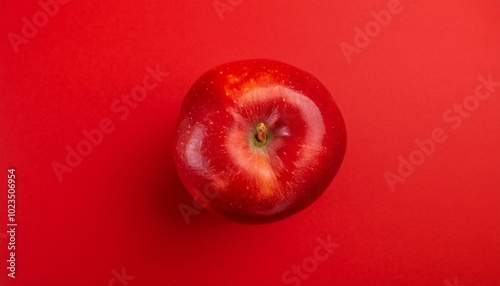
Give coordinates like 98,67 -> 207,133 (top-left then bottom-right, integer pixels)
255,122 -> 267,145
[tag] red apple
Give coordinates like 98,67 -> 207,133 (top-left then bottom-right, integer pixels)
173,59 -> 346,224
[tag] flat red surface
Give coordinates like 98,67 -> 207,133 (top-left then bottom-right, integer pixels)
1,1 -> 500,286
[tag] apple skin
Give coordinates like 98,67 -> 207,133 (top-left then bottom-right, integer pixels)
173,59 -> 346,224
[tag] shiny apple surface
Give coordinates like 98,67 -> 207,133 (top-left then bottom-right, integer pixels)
173,59 -> 346,223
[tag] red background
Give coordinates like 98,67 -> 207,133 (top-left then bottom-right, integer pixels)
1,0 -> 500,285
